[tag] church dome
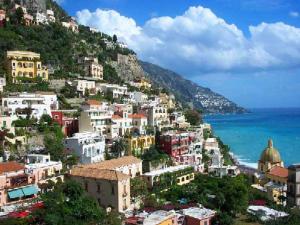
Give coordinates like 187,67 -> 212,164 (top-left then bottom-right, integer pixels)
259,139 -> 282,163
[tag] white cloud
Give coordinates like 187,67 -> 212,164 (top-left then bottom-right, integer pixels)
289,11 -> 299,18
76,6 -> 300,75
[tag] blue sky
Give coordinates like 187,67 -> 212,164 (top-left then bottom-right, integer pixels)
59,0 -> 300,108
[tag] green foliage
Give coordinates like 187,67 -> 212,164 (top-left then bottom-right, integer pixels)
103,64 -> 122,84
32,180 -> 108,225
159,174 -> 250,218
141,146 -> 170,168
111,138 -> 128,158
60,85 -> 77,98
184,109 -> 202,126
130,177 -> 148,199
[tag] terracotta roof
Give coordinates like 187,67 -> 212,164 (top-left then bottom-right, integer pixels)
86,100 -> 101,106
129,114 -> 147,119
112,114 -> 122,120
83,156 -> 142,170
70,167 -> 130,181
0,162 -> 25,174
268,166 -> 288,178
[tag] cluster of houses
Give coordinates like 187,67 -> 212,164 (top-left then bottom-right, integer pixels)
0,47 -> 243,221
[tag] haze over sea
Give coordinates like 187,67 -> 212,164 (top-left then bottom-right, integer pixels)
204,108 -> 300,168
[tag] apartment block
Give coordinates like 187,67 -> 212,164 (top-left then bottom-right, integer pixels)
6,51 -> 48,83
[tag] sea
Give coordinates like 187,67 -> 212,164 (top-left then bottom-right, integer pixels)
204,108 -> 300,168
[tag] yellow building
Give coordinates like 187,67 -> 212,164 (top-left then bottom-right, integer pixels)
258,139 -> 284,173
126,135 -> 155,156
6,51 -> 49,83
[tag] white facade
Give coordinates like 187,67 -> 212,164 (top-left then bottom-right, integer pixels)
81,57 -> 103,80
78,109 -> 116,139
0,77 -> 6,92
72,80 -> 96,94
131,91 -> 148,103
35,12 -> 48,24
46,10 -> 55,23
64,132 -> 106,164
96,83 -> 128,99
1,92 -> 58,119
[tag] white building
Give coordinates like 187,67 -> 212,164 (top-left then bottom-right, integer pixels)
0,77 -> 6,92
72,80 -> 96,95
96,83 -> 128,99
247,205 -> 289,222
78,109 -> 117,139
129,113 -> 148,135
131,91 -> 148,104
25,154 -> 63,184
35,12 -> 48,25
64,132 -> 106,164
62,19 -> 79,33
1,92 -> 58,119
46,9 -> 55,23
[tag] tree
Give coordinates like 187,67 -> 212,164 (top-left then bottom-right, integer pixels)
32,180 -> 108,225
15,7 -> 24,25
113,34 -> 118,43
111,138 -> 128,157
130,177 -> 148,199
184,109 -> 202,126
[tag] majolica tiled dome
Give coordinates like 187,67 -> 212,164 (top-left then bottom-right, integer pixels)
260,139 -> 281,163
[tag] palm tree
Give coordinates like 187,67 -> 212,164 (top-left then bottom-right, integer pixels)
111,138 -> 128,158
0,129 -> 14,156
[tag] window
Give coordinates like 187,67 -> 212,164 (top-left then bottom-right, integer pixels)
204,221 -> 208,225
111,185 -> 115,195
97,184 -> 101,193
84,181 -> 88,191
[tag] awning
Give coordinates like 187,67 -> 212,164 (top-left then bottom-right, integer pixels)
8,189 -> 24,199
22,185 -> 38,196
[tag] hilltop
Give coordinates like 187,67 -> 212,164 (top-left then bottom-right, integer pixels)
0,0 -> 246,113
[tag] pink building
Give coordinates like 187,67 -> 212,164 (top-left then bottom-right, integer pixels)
0,162 -> 37,207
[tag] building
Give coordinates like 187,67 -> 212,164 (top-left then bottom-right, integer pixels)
62,19 -> 78,33
25,154 -> 63,186
69,156 -> 142,212
0,114 -> 16,134
80,57 -> 103,80
46,9 -> 55,23
0,9 -> 6,27
146,104 -> 169,129
126,135 -> 155,156
258,140 -> 284,173
182,207 -> 216,225
96,83 -> 128,99
142,165 -> 194,190
0,161 -> 38,207
82,156 -> 142,178
159,132 -> 191,157
287,164 -> 300,207
143,210 -> 177,225
51,110 -> 79,137
1,92 -> 58,119
34,12 -> 47,24
64,132 -> 106,164
266,166 -> 288,186
111,111 -> 132,137
23,13 -> 34,26
70,166 -> 130,212
78,109 -> 115,138
129,79 -> 152,90
129,113 -> 148,135
170,112 -> 190,129
72,79 -> 96,96
131,91 -> 148,104
247,205 -> 288,222
6,51 -> 48,83
0,77 -> 6,92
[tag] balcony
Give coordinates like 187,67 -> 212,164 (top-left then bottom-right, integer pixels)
5,175 -> 35,189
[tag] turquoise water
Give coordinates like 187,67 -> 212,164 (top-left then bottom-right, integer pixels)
204,108 -> 300,168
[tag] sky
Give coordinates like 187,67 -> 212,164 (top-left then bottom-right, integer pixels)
57,0 -> 300,108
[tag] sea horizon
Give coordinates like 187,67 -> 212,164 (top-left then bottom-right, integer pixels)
204,107 -> 300,168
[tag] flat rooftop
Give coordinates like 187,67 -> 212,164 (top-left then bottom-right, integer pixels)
143,165 -> 192,177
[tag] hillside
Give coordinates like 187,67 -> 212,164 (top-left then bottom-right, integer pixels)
0,0 -> 246,113
140,61 -> 246,114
